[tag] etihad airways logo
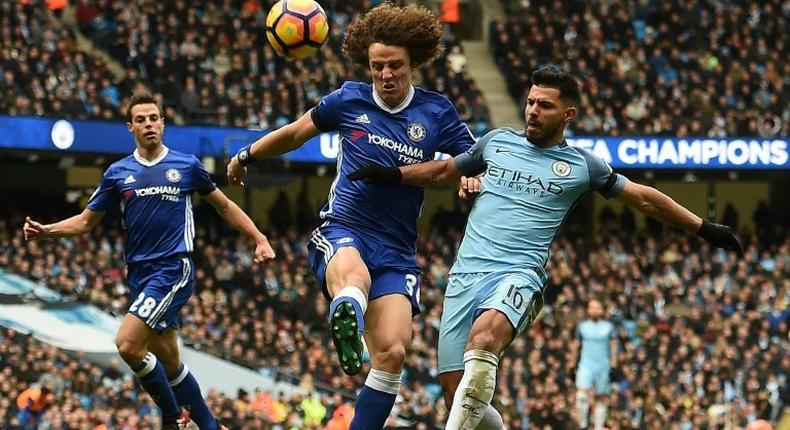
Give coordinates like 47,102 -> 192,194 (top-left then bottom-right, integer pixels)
487,163 -> 564,197
350,129 -> 424,164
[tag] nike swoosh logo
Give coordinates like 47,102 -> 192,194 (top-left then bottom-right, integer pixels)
495,147 -> 514,154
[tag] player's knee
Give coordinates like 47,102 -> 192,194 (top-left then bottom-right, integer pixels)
467,330 -> 500,353
371,343 -> 406,371
116,339 -> 146,365
576,390 -> 589,406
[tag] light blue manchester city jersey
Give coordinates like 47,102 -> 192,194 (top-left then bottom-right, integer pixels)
576,319 -> 616,370
452,128 -> 626,274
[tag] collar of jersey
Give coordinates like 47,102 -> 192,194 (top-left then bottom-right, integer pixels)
133,145 -> 169,167
372,85 -> 415,114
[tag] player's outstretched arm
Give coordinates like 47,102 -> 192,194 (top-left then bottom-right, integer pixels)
615,179 -> 743,255
202,189 -> 275,263
23,210 -> 104,241
348,159 -> 464,187
227,111 -> 321,186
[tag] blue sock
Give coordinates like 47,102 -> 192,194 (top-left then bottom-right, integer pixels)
132,353 -> 180,418
329,286 -> 367,333
169,363 -> 219,430
350,369 -> 400,430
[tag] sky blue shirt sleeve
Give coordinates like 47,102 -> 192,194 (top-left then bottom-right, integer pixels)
453,129 -> 502,176
191,157 -> 217,196
310,84 -> 345,131
436,102 -> 476,156
574,147 -> 627,198
86,168 -> 119,213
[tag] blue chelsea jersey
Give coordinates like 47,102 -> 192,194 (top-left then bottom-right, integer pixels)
87,147 -> 216,264
311,81 -> 475,252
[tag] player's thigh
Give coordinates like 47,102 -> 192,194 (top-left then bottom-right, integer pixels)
477,271 -> 544,340
126,257 -> 194,332
364,293 -> 412,371
147,328 -> 181,375
437,273 -> 479,374
467,309 -> 517,354
325,247 -> 371,297
115,312 -> 156,357
308,223 -> 372,298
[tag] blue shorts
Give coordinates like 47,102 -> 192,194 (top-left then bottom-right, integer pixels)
308,221 -> 421,315
576,366 -> 612,394
438,270 -> 545,374
126,255 -> 194,331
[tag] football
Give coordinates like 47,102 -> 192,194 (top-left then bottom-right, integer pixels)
265,0 -> 330,60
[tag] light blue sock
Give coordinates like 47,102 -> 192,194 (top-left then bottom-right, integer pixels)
350,369 -> 400,430
169,363 -> 219,430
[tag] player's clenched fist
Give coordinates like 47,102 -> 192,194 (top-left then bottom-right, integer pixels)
458,176 -> 481,200
23,216 -> 49,241
226,155 -> 247,186
254,236 -> 276,263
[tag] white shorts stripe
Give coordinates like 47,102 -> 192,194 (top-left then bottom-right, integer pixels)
311,230 -> 334,265
146,257 -> 191,327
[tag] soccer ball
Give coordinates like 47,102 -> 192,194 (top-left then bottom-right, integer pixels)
265,0 -> 329,60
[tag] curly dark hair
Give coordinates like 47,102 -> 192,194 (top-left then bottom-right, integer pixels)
343,3 -> 444,68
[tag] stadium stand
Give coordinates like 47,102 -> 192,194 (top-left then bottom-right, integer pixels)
0,0 -> 116,120
1,199 -> 787,428
0,0 -> 489,133
492,0 -> 789,137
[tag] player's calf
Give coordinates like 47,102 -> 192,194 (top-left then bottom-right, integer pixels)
168,363 -> 221,430
446,350 -> 499,430
349,368 -> 401,430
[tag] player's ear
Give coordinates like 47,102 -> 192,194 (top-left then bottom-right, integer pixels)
126,122 -> 133,133
565,107 -> 576,124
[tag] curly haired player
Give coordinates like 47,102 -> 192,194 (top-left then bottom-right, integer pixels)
226,4 -> 476,429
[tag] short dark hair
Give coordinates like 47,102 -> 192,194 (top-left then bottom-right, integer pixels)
126,92 -> 162,122
531,67 -> 581,106
343,3 -> 444,68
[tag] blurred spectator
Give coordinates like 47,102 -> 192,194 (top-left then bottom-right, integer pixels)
493,0 -> 790,137
0,1 -> 116,120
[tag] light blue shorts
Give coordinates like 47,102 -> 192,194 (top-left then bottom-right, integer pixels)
437,270 -> 545,374
576,366 -> 612,394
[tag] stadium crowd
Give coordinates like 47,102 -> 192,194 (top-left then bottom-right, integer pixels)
0,196 -> 787,429
493,0 -> 789,137
0,0 -> 491,135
